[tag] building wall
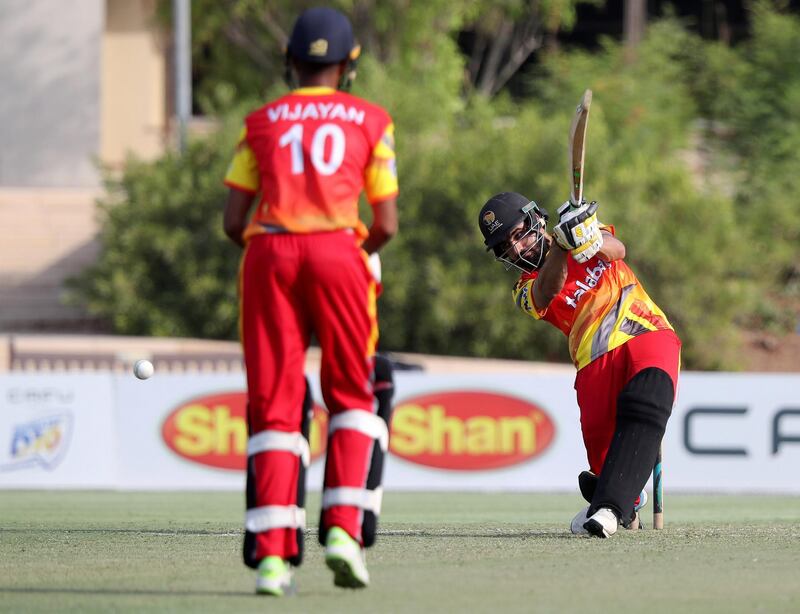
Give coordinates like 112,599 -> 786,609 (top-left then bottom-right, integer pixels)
0,0 -> 103,187
101,0 -> 168,168
0,0 -> 169,331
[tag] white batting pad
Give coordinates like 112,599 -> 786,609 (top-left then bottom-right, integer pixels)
247,430 -> 310,467
328,410 -> 389,451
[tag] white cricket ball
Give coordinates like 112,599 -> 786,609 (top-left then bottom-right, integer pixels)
133,359 -> 154,380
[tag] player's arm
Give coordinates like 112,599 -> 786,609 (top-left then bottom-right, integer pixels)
361,197 -> 398,254
222,126 -> 260,248
223,189 -> 256,248
532,241 -> 569,310
362,122 -> 399,254
597,230 -> 625,261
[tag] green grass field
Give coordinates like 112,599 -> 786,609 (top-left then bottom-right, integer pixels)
1,491 -> 798,613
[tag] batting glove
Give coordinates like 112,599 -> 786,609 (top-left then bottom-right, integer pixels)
570,232 -> 603,263
368,252 -> 382,284
368,252 -> 384,297
553,200 -> 603,262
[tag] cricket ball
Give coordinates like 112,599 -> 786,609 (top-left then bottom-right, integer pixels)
133,359 -> 154,380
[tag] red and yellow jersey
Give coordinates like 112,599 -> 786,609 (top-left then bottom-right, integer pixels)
224,86 -> 398,242
512,226 -> 674,370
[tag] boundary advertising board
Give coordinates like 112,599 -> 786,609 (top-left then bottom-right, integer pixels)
0,372 -> 798,492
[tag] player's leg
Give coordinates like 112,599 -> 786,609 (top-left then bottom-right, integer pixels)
244,379 -> 313,566
303,231 -> 385,588
323,353 -> 394,588
583,330 -> 680,537
571,350 -> 620,534
240,234 -> 310,594
572,469 -> 648,532
360,353 -> 394,547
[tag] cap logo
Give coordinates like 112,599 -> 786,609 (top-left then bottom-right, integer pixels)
309,39 -> 329,56
482,210 -> 502,234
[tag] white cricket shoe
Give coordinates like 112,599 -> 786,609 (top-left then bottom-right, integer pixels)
325,526 -> 369,588
583,507 -> 620,538
570,505 -> 591,535
572,489 -> 647,534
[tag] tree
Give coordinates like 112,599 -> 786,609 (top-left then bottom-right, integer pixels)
623,0 -> 647,51
465,0 -> 601,96
170,0 -> 600,105
74,4 -> 800,369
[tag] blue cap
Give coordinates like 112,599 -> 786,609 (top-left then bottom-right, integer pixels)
287,7 -> 355,64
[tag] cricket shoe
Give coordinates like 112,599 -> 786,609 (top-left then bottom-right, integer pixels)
583,507 -> 620,538
570,505 -> 592,535
325,526 -> 369,589
256,556 -> 295,596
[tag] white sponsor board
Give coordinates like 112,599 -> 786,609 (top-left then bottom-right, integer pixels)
664,373 -> 800,493
0,371 -> 798,492
0,375 -> 116,487
376,373 -> 582,491
114,373 -> 247,490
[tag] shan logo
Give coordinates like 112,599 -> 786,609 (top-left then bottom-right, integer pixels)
161,392 -> 328,471
390,391 -> 555,470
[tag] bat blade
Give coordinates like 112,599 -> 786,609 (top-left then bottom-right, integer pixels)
568,89 -> 593,207
653,445 -> 664,530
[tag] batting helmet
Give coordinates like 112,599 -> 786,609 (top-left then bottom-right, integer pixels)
478,192 -> 548,251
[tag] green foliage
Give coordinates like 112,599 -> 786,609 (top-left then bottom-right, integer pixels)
531,20 -> 751,368
73,5 -> 800,369
718,6 -> 800,296
67,111 -> 251,338
680,3 -> 800,329
377,19 -> 748,368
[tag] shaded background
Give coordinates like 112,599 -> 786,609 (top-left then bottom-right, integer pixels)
2,0 -> 799,371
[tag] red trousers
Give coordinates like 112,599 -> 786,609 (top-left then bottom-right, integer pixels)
574,329 -> 681,474
240,231 -> 378,560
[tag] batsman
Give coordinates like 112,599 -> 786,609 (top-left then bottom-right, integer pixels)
223,7 -> 398,595
477,92 -> 680,538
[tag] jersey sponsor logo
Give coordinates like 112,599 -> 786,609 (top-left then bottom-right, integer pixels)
564,259 -> 611,308
1,413 -> 72,471
266,102 -> 365,125
161,392 -> 327,470
389,390 -> 555,470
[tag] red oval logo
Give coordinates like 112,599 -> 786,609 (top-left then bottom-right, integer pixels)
389,391 -> 555,470
161,392 -> 328,471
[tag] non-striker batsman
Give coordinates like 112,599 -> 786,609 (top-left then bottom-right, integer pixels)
223,7 -> 399,595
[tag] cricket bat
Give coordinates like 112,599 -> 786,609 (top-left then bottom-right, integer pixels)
568,89 -> 593,208
653,445 -> 664,529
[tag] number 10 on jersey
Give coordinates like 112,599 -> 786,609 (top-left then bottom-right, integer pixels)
279,123 -> 346,176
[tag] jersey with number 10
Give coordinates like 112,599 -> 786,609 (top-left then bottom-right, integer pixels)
224,86 -> 398,242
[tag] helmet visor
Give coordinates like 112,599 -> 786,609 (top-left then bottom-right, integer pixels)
495,213 -> 548,273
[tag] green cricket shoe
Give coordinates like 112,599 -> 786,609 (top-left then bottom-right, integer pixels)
325,526 -> 369,589
255,556 -> 295,596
